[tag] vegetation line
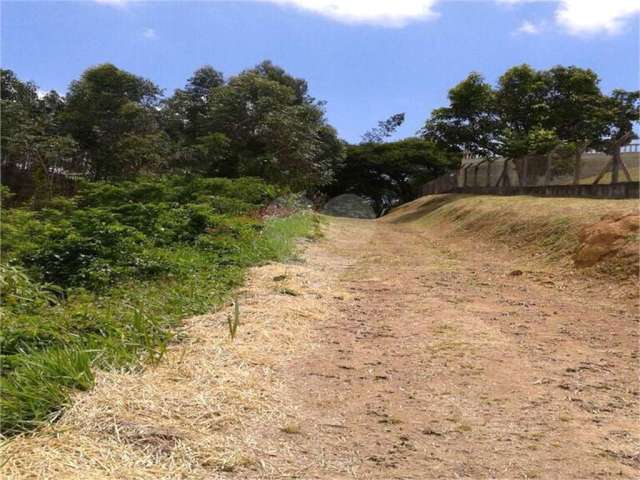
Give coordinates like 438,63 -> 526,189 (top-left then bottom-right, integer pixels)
1,176 -> 319,436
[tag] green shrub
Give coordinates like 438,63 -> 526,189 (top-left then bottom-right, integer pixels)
0,176 -> 315,436
0,264 -> 61,314
20,212 -> 150,289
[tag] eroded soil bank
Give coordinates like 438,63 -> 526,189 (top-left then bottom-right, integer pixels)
4,215 -> 638,479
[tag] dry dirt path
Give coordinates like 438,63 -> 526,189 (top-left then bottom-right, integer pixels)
270,217 -> 639,479
4,216 -> 639,479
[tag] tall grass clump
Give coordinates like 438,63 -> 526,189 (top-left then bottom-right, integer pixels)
0,177 -> 316,436
254,212 -> 322,262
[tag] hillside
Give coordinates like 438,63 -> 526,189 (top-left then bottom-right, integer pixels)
383,194 -> 639,285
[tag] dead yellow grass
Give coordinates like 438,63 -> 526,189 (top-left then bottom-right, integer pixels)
580,165 -> 640,184
1,237 -> 339,479
383,194 -> 639,279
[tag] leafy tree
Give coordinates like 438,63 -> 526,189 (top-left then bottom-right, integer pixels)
361,113 -> 405,144
185,66 -> 224,99
421,65 -> 636,185
326,138 -> 457,213
1,69 -> 40,111
1,70 -> 79,204
162,66 -> 229,176
62,64 -> 167,180
163,65 -> 224,142
205,61 -> 343,189
1,69 -> 41,163
539,66 -> 609,146
600,89 -> 640,150
494,65 -> 549,159
421,72 -> 500,157
252,60 -> 310,104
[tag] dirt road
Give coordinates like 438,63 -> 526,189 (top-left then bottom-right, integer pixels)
5,215 -> 639,479
271,217 -> 639,479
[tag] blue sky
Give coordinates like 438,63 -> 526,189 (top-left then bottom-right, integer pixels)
2,1 -> 639,142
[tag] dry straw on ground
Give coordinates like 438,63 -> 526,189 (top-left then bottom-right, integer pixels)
2,236 -> 340,479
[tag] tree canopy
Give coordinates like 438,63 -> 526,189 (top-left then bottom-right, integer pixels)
421,64 -> 639,160
1,61 -> 345,198
61,64 -> 169,181
361,113 -> 405,144
325,138 -> 457,214
2,62 -> 637,207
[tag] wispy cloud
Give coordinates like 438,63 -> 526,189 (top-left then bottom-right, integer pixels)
94,0 -> 129,7
93,0 -> 640,35
142,27 -> 157,39
500,0 -> 640,35
262,0 -> 440,27
514,20 -> 542,35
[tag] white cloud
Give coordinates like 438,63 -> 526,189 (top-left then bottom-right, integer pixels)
555,0 -> 640,34
94,0 -> 129,6
142,27 -> 157,39
266,0 -> 439,27
496,0 -> 640,35
515,20 -> 542,35
93,0 -> 640,34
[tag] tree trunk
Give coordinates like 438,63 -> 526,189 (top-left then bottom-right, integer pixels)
572,150 -> 582,185
521,156 -> 529,186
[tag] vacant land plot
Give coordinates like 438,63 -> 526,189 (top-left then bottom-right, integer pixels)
4,196 -> 639,479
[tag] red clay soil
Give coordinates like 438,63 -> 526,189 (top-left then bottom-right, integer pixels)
575,213 -> 640,267
265,217 -> 639,479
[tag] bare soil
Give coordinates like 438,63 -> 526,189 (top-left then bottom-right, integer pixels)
4,214 -> 639,479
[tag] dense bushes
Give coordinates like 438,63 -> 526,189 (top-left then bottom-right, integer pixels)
1,176 -> 276,290
0,176 -> 317,435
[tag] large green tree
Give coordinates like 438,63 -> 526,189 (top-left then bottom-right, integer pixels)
539,66 -> 610,146
326,138 -> 457,213
1,69 -> 78,204
63,64 -> 169,180
600,89 -> 640,149
421,65 -> 637,184
421,72 -> 500,157
163,65 -> 224,143
162,66 -> 229,175
204,61 -> 343,189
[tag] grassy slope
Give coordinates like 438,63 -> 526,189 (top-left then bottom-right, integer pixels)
383,194 -> 639,277
0,212 -> 319,436
580,166 -> 639,184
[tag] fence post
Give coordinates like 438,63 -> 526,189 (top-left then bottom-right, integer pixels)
545,144 -> 562,186
572,141 -> 588,185
486,160 -> 492,187
463,165 -> 469,188
474,164 -> 479,187
545,151 -> 553,186
611,149 -> 620,184
521,156 -> 528,187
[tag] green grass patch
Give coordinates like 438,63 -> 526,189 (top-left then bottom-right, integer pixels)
0,177 -> 318,436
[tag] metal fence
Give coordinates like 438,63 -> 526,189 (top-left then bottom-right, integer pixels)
422,143 -> 640,199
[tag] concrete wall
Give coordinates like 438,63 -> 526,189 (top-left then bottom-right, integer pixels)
451,181 -> 639,199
